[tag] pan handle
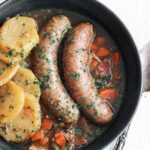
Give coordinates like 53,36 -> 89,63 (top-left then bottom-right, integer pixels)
113,124 -> 130,150
114,42 -> 150,150
0,0 -> 8,6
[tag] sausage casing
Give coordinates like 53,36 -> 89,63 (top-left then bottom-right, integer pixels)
33,15 -> 79,124
62,23 -> 114,125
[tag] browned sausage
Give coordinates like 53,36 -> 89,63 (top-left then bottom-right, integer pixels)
62,23 -> 114,125
32,15 -> 79,124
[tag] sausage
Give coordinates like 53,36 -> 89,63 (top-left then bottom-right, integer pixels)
32,15 -> 79,124
62,23 -> 114,125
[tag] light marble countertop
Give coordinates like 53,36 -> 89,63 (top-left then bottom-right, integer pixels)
0,0 -> 150,150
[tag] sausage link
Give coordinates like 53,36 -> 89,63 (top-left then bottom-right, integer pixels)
62,22 -> 114,125
32,15 -> 79,124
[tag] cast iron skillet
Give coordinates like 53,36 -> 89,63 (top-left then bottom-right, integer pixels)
0,0 -> 142,149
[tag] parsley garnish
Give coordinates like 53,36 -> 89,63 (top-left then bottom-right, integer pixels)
70,72 -> 80,81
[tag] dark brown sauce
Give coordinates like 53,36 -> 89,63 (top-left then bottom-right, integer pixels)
21,9 -> 125,150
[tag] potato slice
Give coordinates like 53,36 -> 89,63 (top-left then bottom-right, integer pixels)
12,67 -> 41,100
0,93 -> 41,142
0,47 -> 31,64
0,16 -> 39,63
0,81 -> 24,123
0,52 -> 20,64
0,60 -> 20,86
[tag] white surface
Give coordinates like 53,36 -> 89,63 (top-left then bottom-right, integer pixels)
124,92 -> 150,150
0,0 -> 6,4
99,0 -> 150,51
99,0 -> 150,150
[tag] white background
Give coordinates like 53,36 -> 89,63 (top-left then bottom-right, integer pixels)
0,0 -> 150,150
99,0 -> 150,51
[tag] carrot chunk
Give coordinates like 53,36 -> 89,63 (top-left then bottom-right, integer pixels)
41,119 -> 52,130
96,37 -> 105,46
113,52 -> 120,66
113,71 -> 121,79
90,59 -> 98,68
75,134 -> 87,146
99,88 -> 117,103
55,134 -> 66,147
91,44 -> 99,51
31,130 -> 43,142
40,136 -> 49,146
96,47 -> 109,57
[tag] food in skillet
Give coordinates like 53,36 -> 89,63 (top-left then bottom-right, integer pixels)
12,67 -> 41,101
0,92 -> 41,142
0,16 -> 41,142
0,60 -> 20,86
0,9 -> 124,150
0,16 -> 39,63
62,22 -> 113,125
32,15 -> 79,124
0,81 -> 24,123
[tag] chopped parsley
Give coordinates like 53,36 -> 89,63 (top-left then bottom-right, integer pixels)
59,15 -> 63,20
25,80 -> 30,86
16,134 -> 22,140
70,72 -> 80,81
9,105 -> 14,109
43,32 -> 48,39
22,23 -> 26,26
1,123 -> 7,135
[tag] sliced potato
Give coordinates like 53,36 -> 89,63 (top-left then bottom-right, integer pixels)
12,67 -> 41,100
0,93 -> 41,142
0,16 -> 39,63
0,81 -> 24,123
0,60 -> 20,86
0,51 -> 20,64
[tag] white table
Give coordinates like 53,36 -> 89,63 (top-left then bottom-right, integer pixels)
99,0 -> 150,51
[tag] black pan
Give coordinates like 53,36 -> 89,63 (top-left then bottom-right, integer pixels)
0,0 -> 142,149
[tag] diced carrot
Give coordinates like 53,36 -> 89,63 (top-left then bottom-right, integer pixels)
75,134 -> 87,146
113,52 -> 120,66
40,136 -> 49,146
31,130 -> 43,142
91,44 -> 99,51
96,37 -> 105,46
56,99 -> 59,103
96,47 -> 110,57
41,119 -> 52,130
55,134 -> 66,147
113,71 -> 121,79
99,88 -> 117,103
90,59 -> 98,68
